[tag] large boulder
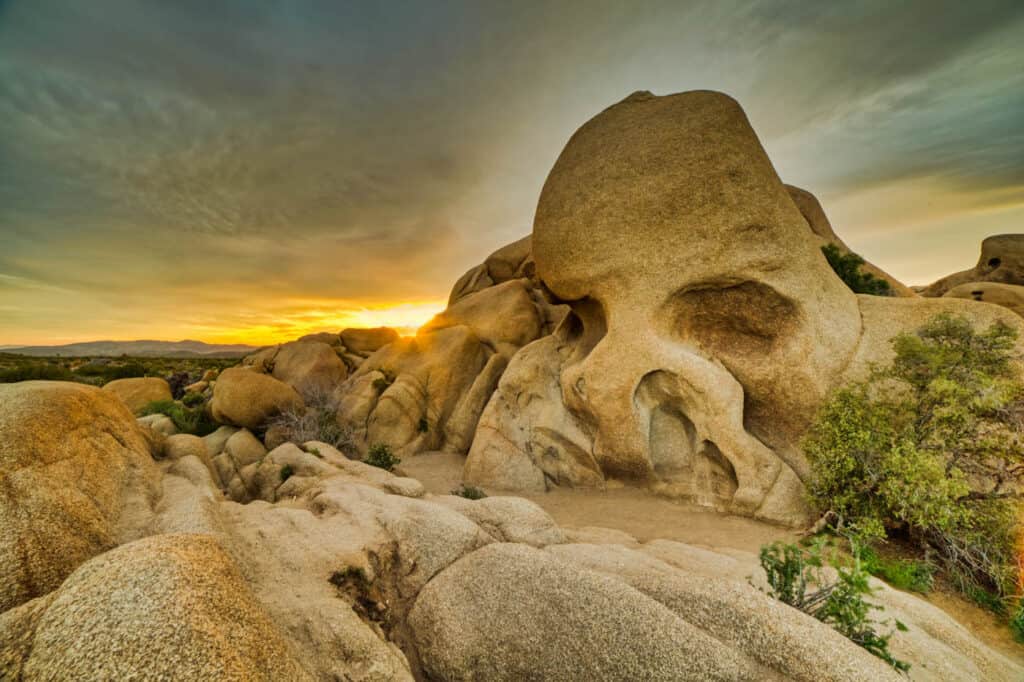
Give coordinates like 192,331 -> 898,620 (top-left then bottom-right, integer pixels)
944,281 -> 1024,318
341,327 -> 400,355
270,340 -> 349,400
466,90 -> 1024,526
338,326 -> 492,456
449,235 -> 534,304
102,377 -> 172,413
0,534 -> 312,680
421,279 -> 544,358
210,367 -> 304,430
921,234 -> 1024,297
0,381 -> 159,612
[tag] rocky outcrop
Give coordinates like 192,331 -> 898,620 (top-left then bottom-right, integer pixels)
335,275 -> 564,457
210,366 -> 304,430
0,382 -> 159,612
0,382 -> 1018,681
102,376 -> 172,412
467,90 -> 1024,525
341,327 -> 400,355
921,234 -> 1024,298
943,281 -> 1024,317
448,235 -> 534,304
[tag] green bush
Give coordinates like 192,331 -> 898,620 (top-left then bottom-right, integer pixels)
139,399 -> 217,436
365,443 -> 400,471
859,547 -> 934,594
804,313 -> 1024,606
0,362 -> 73,383
182,391 -> 206,407
822,244 -> 892,296
280,464 -> 295,482
452,484 -> 487,500
1010,603 -> 1024,643
760,539 -> 909,672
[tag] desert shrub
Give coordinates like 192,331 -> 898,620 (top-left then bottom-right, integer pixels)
78,361 -> 149,381
760,539 -> 909,672
139,399 -> 217,436
1011,603 -> 1024,643
822,244 -> 892,296
266,387 -> 354,455
166,371 -> 191,399
280,464 -> 295,482
0,362 -> 73,383
365,443 -> 400,471
452,484 -> 487,500
859,547 -> 934,594
804,313 -> 1024,607
181,391 -> 206,407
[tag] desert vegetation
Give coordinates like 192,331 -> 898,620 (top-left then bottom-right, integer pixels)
803,313 -> 1024,631
821,244 -> 893,296
0,353 -> 235,387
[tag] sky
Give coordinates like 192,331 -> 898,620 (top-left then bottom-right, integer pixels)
1,1 -> 1022,346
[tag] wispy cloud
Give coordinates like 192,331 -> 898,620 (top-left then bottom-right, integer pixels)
1,0 -> 1022,343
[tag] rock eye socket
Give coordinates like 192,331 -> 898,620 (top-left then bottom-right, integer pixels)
988,257 -> 1002,268
665,281 -> 798,356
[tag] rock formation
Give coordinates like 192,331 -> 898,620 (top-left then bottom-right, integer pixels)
102,376 -> 172,412
1,380 -> 1019,680
920,234 -> 1024,298
462,91 -> 1024,525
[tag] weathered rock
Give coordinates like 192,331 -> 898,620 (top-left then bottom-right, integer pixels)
0,382 -> 159,612
102,376 -> 172,413
137,412 -> 177,437
421,279 -> 544,357
944,281 -> 1024,318
298,331 -> 342,345
270,339 -> 349,400
202,424 -> 239,456
410,543 -> 748,680
210,366 -> 304,430
341,327 -> 400,355
0,534 -> 313,680
921,234 -> 1024,297
449,235 -> 535,304
184,379 -> 208,394
470,90 -> 1024,526
339,326 -> 491,456
785,184 -> 915,297
164,434 -> 220,487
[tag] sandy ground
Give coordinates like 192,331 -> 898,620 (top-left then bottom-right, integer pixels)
398,449 -> 1024,663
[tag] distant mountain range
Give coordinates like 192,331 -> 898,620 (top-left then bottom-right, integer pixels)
1,339 -> 260,358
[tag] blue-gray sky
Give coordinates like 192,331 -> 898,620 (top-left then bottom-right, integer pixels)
1,0 -> 1023,344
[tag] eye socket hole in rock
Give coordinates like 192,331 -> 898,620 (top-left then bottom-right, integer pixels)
635,371 -> 739,508
558,296 -> 607,364
988,257 -> 1002,268
665,281 -> 798,356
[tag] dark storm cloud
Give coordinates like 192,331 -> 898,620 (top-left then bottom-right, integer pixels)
1,0 -> 1022,343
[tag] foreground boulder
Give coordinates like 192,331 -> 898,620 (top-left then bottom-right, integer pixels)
0,382 -> 159,612
102,376 -> 172,412
0,534 -> 311,680
210,367 -> 304,430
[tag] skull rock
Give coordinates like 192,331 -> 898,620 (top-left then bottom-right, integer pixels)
474,91 -> 864,523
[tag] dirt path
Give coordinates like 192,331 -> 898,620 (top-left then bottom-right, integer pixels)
399,450 -> 795,553
399,450 -> 1024,664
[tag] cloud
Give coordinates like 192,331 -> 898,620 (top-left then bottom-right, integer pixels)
0,0 -> 1022,343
